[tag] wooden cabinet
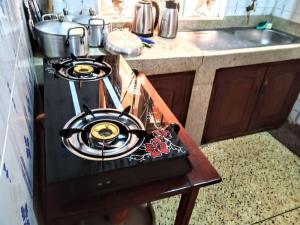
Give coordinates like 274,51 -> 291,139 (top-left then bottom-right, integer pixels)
203,60 -> 300,144
249,61 -> 300,130
204,65 -> 266,142
148,71 -> 195,126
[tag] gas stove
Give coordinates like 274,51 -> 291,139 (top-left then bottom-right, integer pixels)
42,55 -> 192,204
60,107 -> 147,161
51,54 -> 112,82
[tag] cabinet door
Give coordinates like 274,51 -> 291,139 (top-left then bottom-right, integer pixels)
148,72 -> 195,126
248,61 -> 300,130
203,65 -> 266,143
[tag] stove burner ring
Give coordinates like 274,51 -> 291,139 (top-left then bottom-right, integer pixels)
90,122 -> 120,141
74,64 -> 94,75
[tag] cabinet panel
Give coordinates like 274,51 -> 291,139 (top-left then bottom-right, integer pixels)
148,72 -> 195,126
249,61 -> 300,130
203,65 -> 266,143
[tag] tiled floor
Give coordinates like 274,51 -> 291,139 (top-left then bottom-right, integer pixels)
153,132 -> 300,225
269,123 -> 300,157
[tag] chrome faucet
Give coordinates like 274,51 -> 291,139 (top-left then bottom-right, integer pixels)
246,0 -> 257,24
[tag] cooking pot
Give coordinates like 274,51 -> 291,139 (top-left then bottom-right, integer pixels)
34,14 -> 89,58
105,30 -> 143,57
73,15 -> 111,47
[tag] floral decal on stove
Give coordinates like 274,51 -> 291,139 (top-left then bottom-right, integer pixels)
127,129 -> 185,162
145,138 -> 170,157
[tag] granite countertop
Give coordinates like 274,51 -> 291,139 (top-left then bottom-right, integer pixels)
91,35 -> 300,144
89,35 -> 205,75
90,33 -> 300,75
34,32 -> 300,76
33,29 -> 300,144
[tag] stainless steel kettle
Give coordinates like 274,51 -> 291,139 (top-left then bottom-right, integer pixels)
159,0 -> 179,39
132,0 -> 160,37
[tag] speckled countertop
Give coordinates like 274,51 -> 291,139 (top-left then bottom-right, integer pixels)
89,35 -> 204,75
33,17 -> 300,145
91,33 -> 300,145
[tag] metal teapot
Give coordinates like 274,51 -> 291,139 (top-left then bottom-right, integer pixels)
132,0 -> 160,37
159,0 -> 179,39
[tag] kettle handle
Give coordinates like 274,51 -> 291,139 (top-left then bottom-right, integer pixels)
152,0 -> 160,29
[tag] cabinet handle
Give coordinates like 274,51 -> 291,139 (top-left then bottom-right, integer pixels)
255,86 -> 260,95
260,80 -> 268,96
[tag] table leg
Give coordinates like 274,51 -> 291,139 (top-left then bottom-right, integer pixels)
174,188 -> 199,225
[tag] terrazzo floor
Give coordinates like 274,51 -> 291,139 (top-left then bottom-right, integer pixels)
153,132 -> 300,225
269,123 -> 300,157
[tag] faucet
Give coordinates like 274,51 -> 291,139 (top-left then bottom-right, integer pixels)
246,0 -> 257,24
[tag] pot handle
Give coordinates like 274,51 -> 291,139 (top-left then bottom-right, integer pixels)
65,27 -> 86,47
152,0 -> 160,29
88,18 -> 105,30
42,13 -> 58,21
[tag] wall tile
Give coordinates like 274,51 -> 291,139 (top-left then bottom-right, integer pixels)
0,0 -> 38,224
226,0 -> 238,8
0,137 -> 36,225
273,0 -> 300,24
53,0 -> 100,15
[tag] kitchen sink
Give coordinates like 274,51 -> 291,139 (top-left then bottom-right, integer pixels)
233,29 -> 296,45
178,28 -> 300,51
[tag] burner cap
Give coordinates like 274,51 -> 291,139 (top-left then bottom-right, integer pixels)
61,108 -> 145,161
90,122 -> 120,141
74,64 -> 94,75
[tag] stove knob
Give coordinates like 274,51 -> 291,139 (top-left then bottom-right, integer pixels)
97,182 -> 104,187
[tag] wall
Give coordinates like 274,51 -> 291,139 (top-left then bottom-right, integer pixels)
225,0 -> 276,16
0,0 -> 38,225
289,95 -> 300,125
273,0 -> 300,23
43,0 -> 273,18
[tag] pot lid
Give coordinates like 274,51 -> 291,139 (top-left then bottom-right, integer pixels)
73,15 -> 105,26
139,0 -> 151,4
105,30 -> 143,57
35,20 -> 86,35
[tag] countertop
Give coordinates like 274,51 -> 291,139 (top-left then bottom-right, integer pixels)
33,31 -> 300,145
89,35 -> 205,75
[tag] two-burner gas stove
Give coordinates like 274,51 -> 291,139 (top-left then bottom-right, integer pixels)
42,54 -> 192,205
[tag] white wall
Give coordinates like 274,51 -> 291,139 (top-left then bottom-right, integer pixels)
0,0 -> 38,224
289,95 -> 300,125
52,0 -> 100,16
225,0 -> 276,16
273,0 -> 300,23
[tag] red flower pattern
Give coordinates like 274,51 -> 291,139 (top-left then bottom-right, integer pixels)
152,129 -> 172,139
145,137 -> 170,158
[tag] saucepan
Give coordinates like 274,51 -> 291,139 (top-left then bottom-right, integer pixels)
34,14 -> 89,58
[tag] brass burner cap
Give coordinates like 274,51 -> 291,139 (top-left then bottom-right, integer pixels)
74,65 -> 94,74
91,122 -> 120,141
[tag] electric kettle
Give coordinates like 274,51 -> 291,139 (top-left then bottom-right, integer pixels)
159,0 -> 179,38
132,0 -> 160,37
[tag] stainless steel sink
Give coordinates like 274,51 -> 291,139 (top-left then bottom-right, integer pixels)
233,29 -> 296,45
178,28 -> 300,51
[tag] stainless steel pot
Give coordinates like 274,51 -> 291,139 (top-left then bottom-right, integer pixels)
73,15 -> 110,47
34,14 -> 88,58
105,30 -> 143,57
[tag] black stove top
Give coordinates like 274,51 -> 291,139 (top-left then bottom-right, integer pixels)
43,55 -> 191,203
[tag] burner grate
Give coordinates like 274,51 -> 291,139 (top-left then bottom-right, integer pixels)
52,54 -> 112,82
60,108 -> 147,161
